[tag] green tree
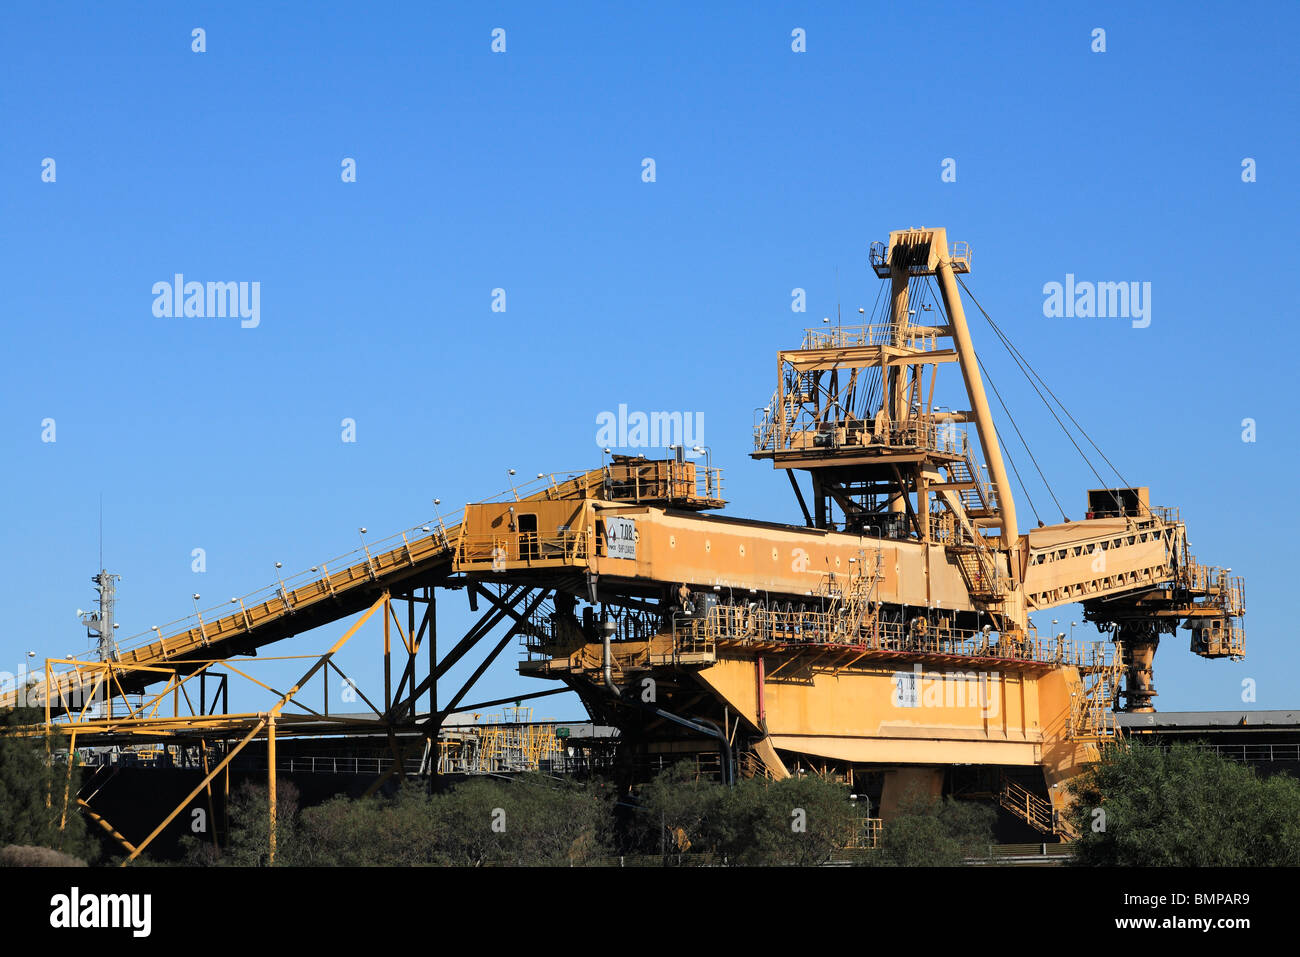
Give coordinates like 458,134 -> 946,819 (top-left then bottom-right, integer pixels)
870,792 -> 995,866
293,787 -> 436,866
493,774 -> 614,865
182,777 -> 301,866
715,775 -> 860,866
637,763 -> 859,865
202,775 -> 615,866
423,774 -> 612,866
1065,740 -> 1300,866
0,708 -> 96,862
636,762 -> 725,864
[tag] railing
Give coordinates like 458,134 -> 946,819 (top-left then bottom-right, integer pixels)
277,755 -> 422,775
1179,559 -> 1246,614
868,240 -> 972,272
1148,505 -> 1181,525
456,530 -> 589,566
474,467 -> 603,505
102,520 -> 456,665
754,407 -> 972,459
669,603 -> 1096,668
951,549 -> 1011,600
1208,743 -> 1300,765
999,776 -> 1066,838
845,818 -> 883,850
800,323 -> 945,352
604,460 -> 724,505
980,843 -> 1073,862
521,603 -> 665,660
956,450 -> 998,512
1068,643 -> 1123,741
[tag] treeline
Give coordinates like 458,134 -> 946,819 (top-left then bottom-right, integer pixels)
182,767 -> 868,867
11,707 -> 1296,867
178,760 -> 993,867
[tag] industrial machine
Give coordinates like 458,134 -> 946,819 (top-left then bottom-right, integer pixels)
2,226 -> 1245,855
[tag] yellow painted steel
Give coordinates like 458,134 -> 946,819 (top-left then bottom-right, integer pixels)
1,224 -> 1247,852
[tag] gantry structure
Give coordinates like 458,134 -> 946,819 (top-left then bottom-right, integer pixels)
2,227 -> 1245,857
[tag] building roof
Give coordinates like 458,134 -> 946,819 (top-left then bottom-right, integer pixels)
1117,710 -> 1300,730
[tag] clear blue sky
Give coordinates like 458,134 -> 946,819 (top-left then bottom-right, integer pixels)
2,1 -> 1296,719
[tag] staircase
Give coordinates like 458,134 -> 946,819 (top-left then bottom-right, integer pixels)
998,775 -> 1078,841
949,452 -> 996,514
1068,646 -> 1123,742
938,455 -> 1008,602
950,534 -> 1008,601
738,751 -> 774,781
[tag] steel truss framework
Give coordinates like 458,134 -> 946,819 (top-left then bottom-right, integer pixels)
22,586 -> 567,865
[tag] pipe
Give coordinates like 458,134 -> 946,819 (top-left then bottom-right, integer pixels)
601,619 -> 619,698
643,705 -> 734,786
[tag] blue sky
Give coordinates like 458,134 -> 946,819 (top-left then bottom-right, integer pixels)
2,1 -> 1296,720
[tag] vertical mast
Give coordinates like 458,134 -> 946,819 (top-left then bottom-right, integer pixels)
81,570 -> 121,662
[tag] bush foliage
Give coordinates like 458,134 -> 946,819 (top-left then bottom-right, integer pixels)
1065,740 -> 1300,866
0,708 -> 96,864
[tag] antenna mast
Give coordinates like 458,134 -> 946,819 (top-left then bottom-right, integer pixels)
82,496 -> 121,663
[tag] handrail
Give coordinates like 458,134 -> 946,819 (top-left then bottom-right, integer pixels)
668,604 -> 1113,669
800,323 -> 946,352
107,519 -> 457,659
456,531 -> 589,566
755,408 -> 972,458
